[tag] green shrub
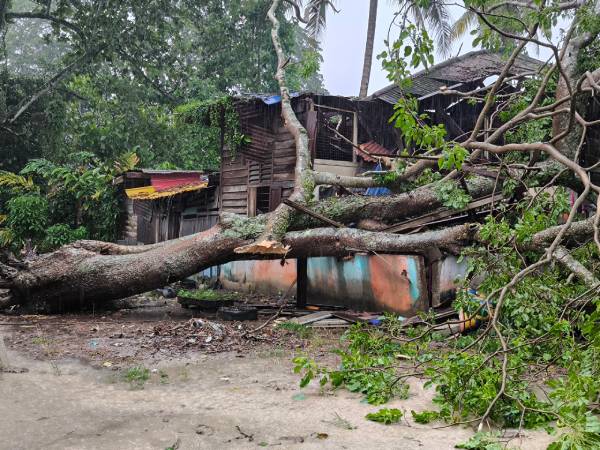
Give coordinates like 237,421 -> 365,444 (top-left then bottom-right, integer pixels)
40,224 -> 88,252
6,194 -> 48,244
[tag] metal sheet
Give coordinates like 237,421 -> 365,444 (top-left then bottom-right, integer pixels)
126,182 -> 208,200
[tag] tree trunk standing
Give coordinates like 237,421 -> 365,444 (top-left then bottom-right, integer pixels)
359,0 -> 378,98
235,0 -> 314,255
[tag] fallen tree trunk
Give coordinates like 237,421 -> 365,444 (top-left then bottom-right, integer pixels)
0,216 -> 476,311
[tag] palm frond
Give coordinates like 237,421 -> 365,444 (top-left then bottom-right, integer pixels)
0,228 -> 14,248
402,0 -> 453,57
114,152 -> 140,174
0,171 -> 36,193
304,0 -> 338,39
450,10 -> 478,43
415,0 -> 454,57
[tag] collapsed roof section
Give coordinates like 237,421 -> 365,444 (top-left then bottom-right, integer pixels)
369,49 -> 543,104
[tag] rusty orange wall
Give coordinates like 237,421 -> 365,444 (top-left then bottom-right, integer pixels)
220,259 -> 297,295
220,254 -> 429,315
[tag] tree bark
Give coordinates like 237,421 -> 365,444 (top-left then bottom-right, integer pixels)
235,0 -> 313,255
553,245 -> 599,288
359,0 -> 378,98
0,214 -> 475,311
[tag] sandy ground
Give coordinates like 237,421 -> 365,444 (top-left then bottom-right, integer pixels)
0,304 -> 556,450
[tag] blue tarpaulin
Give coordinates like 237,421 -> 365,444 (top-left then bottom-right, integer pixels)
239,92 -> 301,105
365,161 -> 391,196
261,92 -> 300,104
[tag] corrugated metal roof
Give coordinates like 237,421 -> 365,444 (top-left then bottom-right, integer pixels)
139,169 -> 205,175
126,182 -> 208,200
149,172 -> 207,191
357,141 -> 396,162
370,50 -> 543,104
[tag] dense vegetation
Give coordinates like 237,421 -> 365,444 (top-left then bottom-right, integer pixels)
2,1 -> 600,448
289,2 -> 600,449
0,0 -> 326,251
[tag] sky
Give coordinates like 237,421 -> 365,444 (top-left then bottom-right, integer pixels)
320,2 -> 563,97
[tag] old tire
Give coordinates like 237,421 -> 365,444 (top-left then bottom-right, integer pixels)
217,306 -> 258,321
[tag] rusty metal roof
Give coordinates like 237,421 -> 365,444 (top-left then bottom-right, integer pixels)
357,141 -> 396,162
370,50 -> 543,104
126,182 -> 208,200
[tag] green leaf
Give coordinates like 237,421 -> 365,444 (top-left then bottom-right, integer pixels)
366,408 -> 403,425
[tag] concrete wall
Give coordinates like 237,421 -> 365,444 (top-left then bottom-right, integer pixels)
220,254 -> 433,316
313,159 -> 358,177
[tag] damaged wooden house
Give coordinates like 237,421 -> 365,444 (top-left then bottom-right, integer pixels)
116,49 -> 542,316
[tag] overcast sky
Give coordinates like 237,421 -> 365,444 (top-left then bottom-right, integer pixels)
320,2 -> 564,97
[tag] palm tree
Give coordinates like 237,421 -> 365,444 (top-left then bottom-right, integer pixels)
359,0 -> 379,98
283,0 -> 339,40
283,0 -> 454,97
448,3 -> 539,48
358,0 -> 453,97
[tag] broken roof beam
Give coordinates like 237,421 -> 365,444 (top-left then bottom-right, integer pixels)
282,198 -> 345,228
383,194 -> 504,234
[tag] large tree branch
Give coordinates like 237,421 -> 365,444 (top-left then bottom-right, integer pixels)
2,217 -> 475,310
553,246 -> 599,288
7,50 -> 94,124
5,11 -> 85,40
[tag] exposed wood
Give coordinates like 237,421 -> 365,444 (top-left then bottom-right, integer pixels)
290,311 -> 333,325
308,318 -> 351,328
222,185 -> 248,193
382,194 -> 503,234
248,187 -> 257,217
274,139 -> 295,149
270,187 -> 282,211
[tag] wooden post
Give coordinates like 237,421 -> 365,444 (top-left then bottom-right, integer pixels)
352,112 -> 358,163
248,187 -> 257,217
296,257 -> 308,308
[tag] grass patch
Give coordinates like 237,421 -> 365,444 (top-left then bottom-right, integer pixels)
31,336 -> 50,346
159,370 -> 169,384
124,366 -> 150,388
277,322 -> 313,339
177,288 -> 240,302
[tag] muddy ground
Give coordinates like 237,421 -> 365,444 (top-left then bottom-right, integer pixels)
0,299 -> 555,449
